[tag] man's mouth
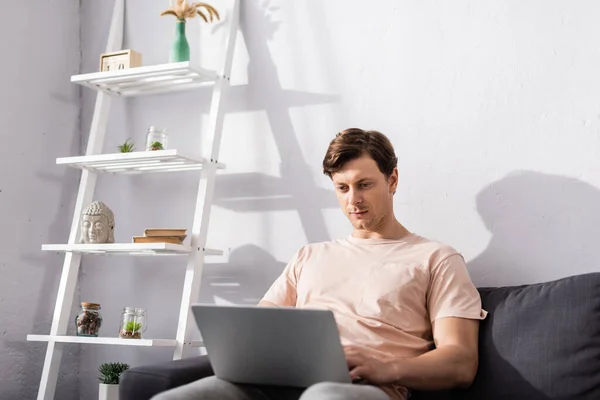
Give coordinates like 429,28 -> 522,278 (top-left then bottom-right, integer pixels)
350,210 -> 368,216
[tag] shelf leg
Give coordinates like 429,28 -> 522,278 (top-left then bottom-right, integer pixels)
34,0 -> 123,396
173,0 -> 240,360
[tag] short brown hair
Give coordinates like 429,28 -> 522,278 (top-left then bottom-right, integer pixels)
322,128 -> 398,178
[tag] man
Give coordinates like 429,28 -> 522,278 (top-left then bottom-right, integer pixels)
154,128 -> 486,400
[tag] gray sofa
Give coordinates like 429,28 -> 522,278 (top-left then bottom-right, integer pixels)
120,273 -> 600,400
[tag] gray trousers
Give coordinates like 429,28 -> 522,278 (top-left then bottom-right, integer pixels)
151,376 -> 391,400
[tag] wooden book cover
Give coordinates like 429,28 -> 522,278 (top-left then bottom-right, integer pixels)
132,236 -> 183,244
144,228 -> 187,238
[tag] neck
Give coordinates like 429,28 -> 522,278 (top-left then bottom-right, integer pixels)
352,218 -> 411,240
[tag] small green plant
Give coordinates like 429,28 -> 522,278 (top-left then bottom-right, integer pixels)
120,321 -> 143,338
98,362 -> 130,385
117,138 -> 135,153
124,321 -> 142,332
150,141 -> 164,151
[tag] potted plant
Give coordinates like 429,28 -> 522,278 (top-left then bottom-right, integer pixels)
119,321 -> 143,339
117,138 -> 135,153
98,362 -> 130,400
119,307 -> 147,339
150,141 -> 164,151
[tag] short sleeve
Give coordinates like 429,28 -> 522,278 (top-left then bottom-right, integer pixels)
259,247 -> 305,307
427,254 -> 488,322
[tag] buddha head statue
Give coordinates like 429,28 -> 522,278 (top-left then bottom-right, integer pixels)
80,201 -> 115,244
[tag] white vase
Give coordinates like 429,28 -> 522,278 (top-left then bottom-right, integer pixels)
99,383 -> 119,400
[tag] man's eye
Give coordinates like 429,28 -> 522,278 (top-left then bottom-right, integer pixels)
337,186 -> 348,192
359,183 -> 371,188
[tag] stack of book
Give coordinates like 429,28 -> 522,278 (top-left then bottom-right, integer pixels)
132,228 -> 187,244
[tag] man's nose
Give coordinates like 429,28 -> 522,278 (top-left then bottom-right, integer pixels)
347,188 -> 362,205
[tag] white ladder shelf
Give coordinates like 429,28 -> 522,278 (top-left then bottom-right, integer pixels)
26,0 -> 240,398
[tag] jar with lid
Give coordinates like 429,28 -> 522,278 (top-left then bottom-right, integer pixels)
145,126 -> 168,151
75,302 -> 103,337
119,307 -> 147,339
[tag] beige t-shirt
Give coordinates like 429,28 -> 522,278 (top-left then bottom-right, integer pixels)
260,233 -> 487,400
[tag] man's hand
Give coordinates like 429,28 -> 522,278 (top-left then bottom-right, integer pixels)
344,345 -> 398,385
343,318 -> 480,390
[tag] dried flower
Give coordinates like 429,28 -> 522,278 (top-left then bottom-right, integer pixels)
161,0 -> 220,23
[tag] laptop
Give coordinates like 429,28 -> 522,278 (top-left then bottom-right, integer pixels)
191,304 -> 352,388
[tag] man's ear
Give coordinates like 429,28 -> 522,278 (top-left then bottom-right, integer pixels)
388,168 -> 399,195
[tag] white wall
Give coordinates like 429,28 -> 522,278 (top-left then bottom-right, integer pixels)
0,0 -> 81,398
73,0 -> 600,397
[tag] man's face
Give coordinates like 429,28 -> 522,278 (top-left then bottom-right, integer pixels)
332,154 -> 398,234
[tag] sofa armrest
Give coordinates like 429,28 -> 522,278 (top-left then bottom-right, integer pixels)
119,355 -> 214,400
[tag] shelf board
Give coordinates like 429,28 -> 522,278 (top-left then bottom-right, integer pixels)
41,243 -> 223,256
56,149 -> 225,174
71,61 -> 218,97
27,335 -> 176,347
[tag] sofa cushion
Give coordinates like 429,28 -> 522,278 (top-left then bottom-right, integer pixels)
455,272 -> 600,400
119,355 -> 213,400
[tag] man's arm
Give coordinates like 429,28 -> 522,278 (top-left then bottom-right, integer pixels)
257,300 -> 279,307
346,316 -> 479,390
391,316 -> 479,389
256,247 -> 306,307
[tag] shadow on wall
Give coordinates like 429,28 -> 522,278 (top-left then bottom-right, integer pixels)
234,0 -> 340,243
213,172 -> 339,211
468,170 -> 600,287
198,244 -> 286,305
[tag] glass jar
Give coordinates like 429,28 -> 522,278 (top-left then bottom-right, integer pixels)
119,307 -> 147,339
75,302 -> 103,337
145,126 -> 168,151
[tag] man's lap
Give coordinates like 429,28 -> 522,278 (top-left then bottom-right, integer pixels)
150,376 -> 391,400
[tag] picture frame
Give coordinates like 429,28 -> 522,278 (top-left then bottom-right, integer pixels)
99,49 -> 142,72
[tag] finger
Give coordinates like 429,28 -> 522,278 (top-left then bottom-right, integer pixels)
345,355 -> 360,368
349,366 -> 366,381
345,352 -> 365,364
344,347 -> 363,358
